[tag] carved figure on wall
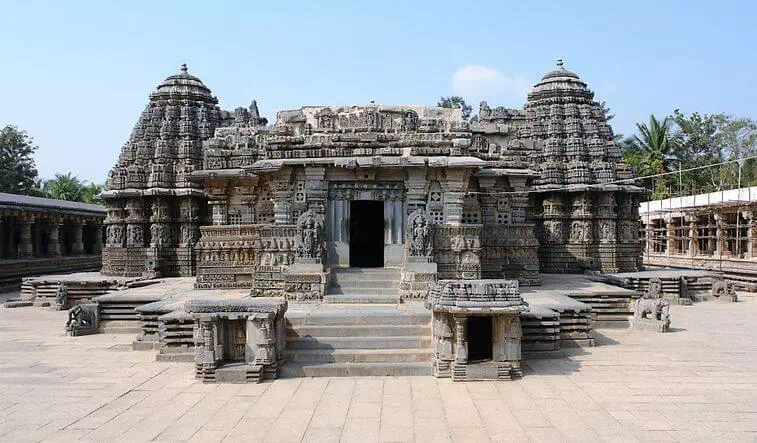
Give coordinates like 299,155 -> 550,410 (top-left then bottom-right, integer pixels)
55,283 -> 68,311
407,209 -> 433,257
295,210 -> 323,260
599,221 -> 616,242
570,221 -> 587,243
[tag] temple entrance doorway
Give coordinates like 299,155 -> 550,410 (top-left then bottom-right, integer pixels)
349,201 -> 384,267
467,316 -> 493,362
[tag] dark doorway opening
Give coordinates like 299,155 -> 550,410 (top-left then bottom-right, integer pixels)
222,320 -> 247,363
467,316 -> 493,362
349,200 -> 384,267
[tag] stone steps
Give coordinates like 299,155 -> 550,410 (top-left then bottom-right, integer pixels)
281,362 -> 432,377
288,324 -> 430,337
323,294 -> 398,304
327,268 -> 401,304
286,348 -> 433,364
99,320 -> 142,334
330,280 -> 401,289
287,336 -> 431,350
285,303 -> 432,376
327,287 -> 400,296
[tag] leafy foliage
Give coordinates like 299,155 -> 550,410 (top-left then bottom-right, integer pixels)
0,125 -> 40,195
622,111 -> 757,199
41,173 -> 102,202
438,96 -> 473,120
623,115 -> 679,199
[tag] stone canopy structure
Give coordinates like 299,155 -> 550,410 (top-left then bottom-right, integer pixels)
100,60 -> 644,296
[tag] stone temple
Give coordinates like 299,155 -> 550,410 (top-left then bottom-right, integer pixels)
101,60 -> 643,286
17,60 -> 656,381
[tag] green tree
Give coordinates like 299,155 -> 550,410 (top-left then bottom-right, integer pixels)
81,182 -> 103,203
624,115 -> 679,199
43,173 -> 85,201
672,111 -> 757,191
438,96 -> 472,120
0,125 -> 40,195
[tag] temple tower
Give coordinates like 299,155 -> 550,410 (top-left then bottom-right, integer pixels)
524,60 -> 643,272
101,65 -> 223,276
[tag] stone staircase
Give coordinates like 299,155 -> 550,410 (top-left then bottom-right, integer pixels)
324,268 -> 401,304
281,304 -> 433,377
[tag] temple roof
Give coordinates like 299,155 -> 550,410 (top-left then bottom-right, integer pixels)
0,192 -> 105,217
531,59 -> 588,94
153,64 -> 215,100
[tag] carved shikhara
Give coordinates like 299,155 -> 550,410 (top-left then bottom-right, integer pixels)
186,299 -> 287,383
427,280 -> 529,381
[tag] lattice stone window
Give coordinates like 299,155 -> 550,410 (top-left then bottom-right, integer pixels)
227,205 -> 253,225
429,210 -> 444,224
294,181 -> 306,203
496,199 -> 510,225
462,211 -> 481,224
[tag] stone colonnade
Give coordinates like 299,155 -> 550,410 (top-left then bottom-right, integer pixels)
641,206 -> 755,259
0,209 -> 103,259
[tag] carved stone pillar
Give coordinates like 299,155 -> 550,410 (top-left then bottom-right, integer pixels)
47,221 -> 62,257
405,169 -> 429,216
444,170 -> 468,226
272,169 -> 293,225
743,210 -> 754,259
453,315 -> 468,364
71,220 -> 84,255
92,223 -> 103,255
714,213 -> 724,256
686,215 -> 698,257
150,197 -> 173,247
125,198 -> 147,247
664,216 -> 675,256
476,177 -> 497,225
18,216 -> 34,258
178,197 -> 201,247
304,167 -> 327,215
33,221 -> 43,257
508,177 -> 530,224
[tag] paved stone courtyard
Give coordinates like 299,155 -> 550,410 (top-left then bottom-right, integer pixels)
1,292 -> 757,442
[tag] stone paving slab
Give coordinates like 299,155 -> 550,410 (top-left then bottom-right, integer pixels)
1,291 -> 757,441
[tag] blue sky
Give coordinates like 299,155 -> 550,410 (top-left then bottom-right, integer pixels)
1,0 -> 755,183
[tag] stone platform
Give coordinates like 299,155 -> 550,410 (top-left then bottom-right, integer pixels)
605,269 -> 719,304
1,290 -> 757,440
17,272 -> 150,308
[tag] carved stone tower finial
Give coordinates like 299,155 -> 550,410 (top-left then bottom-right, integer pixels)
556,58 -> 564,68
180,63 -> 188,74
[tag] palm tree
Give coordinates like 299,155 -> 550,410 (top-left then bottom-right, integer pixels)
43,173 -> 85,201
81,182 -> 103,203
631,115 -> 679,198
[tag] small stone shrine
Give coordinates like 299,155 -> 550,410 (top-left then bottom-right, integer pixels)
426,279 -> 528,381
185,298 -> 287,383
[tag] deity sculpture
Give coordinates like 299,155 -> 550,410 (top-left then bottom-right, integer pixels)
55,283 -> 68,311
407,209 -> 433,257
295,210 -> 323,260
